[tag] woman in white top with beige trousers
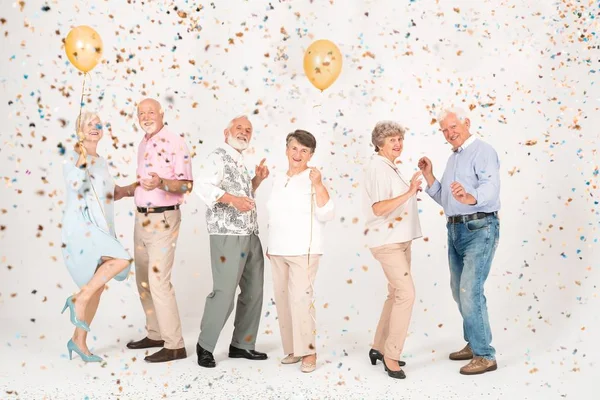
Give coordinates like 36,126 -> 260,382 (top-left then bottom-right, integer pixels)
364,121 -> 423,379
266,130 -> 335,373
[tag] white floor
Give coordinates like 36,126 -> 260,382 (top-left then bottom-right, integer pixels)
1,316 -> 594,400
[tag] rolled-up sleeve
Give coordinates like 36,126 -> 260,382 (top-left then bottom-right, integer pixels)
471,146 -> 500,207
425,179 -> 443,206
365,167 -> 391,205
193,152 -> 225,207
314,198 -> 335,222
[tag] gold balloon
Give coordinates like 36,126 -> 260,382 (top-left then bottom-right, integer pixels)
64,26 -> 103,73
303,39 -> 342,91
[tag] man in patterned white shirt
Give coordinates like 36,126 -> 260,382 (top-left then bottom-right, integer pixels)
194,115 -> 270,368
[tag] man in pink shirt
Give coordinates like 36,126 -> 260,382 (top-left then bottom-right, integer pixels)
121,98 -> 193,363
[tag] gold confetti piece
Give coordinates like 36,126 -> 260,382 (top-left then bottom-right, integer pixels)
323,303 -> 329,308
438,323 -> 443,328
346,279 -> 353,284
529,368 -> 539,374
362,265 -> 368,272
525,140 -> 537,146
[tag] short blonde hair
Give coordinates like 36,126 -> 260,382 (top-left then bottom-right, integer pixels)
75,112 -> 101,140
371,121 -> 405,152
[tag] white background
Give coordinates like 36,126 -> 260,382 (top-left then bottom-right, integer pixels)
0,0 -> 598,399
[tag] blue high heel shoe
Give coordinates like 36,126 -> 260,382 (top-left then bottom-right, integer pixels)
61,296 -> 90,332
67,339 -> 103,363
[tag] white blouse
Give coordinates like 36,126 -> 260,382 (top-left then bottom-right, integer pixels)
266,169 -> 335,256
363,155 -> 422,248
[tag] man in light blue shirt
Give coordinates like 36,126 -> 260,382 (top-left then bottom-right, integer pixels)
419,107 -> 500,376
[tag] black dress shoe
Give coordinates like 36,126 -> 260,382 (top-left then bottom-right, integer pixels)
369,349 -> 406,367
127,337 -> 165,350
144,347 -> 187,363
383,358 -> 406,379
197,343 -> 216,368
228,345 -> 267,360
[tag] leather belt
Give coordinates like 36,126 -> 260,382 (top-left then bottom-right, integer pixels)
447,211 -> 497,224
136,204 -> 180,214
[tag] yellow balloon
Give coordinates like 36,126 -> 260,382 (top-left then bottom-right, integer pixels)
64,26 -> 103,73
303,39 -> 342,91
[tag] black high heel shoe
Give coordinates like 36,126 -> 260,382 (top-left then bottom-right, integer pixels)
369,349 -> 406,367
383,357 -> 406,379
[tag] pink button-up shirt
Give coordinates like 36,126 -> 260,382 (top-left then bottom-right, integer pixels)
135,126 -> 193,207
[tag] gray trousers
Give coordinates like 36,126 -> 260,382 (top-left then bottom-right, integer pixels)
198,234 -> 264,353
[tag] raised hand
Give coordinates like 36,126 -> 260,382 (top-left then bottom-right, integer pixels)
255,158 -> 270,181
418,156 -> 433,176
308,167 -> 323,186
409,171 -> 423,194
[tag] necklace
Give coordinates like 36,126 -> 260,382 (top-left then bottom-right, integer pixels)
284,168 -> 307,187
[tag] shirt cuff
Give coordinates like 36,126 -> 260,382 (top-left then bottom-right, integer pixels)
315,199 -> 335,221
425,179 -> 441,196
471,187 -> 482,206
195,186 -> 225,208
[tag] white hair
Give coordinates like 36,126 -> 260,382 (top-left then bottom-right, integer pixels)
75,111 -> 101,139
437,107 -> 468,123
226,115 -> 250,132
137,98 -> 164,115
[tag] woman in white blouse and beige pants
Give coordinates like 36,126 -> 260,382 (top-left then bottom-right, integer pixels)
267,130 -> 334,373
364,121 -> 423,380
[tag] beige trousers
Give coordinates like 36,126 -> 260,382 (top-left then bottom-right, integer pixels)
370,241 -> 415,360
134,209 -> 184,349
270,255 -> 321,357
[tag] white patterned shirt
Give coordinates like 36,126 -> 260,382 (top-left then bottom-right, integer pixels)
194,144 -> 259,235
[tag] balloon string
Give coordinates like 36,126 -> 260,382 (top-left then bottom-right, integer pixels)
76,72 -> 88,138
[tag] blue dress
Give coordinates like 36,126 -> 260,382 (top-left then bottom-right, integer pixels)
61,151 -> 133,288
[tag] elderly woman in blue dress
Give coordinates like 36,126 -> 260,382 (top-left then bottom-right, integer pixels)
61,112 -> 133,362
266,130 -> 335,373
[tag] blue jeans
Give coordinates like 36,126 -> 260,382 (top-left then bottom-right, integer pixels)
447,215 -> 499,360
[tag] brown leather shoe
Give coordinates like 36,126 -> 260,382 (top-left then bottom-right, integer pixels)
449,344 -> 473,361
127,337 -> 165,350
459,357 -> 497,375
144,347 -> 187,363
